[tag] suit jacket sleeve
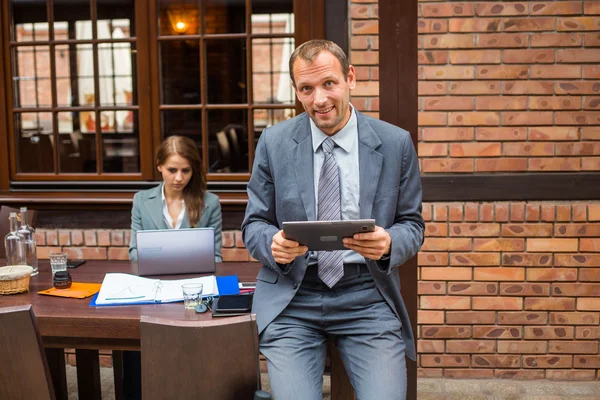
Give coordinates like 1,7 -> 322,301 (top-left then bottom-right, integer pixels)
377,133 -> 424,273
129,192 -> 142,261
206,197 -> 223,263
241,130 -> 288,274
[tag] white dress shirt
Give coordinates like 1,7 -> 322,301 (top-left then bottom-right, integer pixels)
161,182 -> 186,229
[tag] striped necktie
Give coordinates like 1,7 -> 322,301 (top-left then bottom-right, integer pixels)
317,138 -> 344,287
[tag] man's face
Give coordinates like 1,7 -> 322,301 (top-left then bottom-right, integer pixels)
292,51 -> 356,136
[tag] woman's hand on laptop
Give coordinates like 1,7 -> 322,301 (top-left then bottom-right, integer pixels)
271,230 -> 308,264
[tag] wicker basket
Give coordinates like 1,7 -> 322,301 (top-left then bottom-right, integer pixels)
0,265 -> 34,295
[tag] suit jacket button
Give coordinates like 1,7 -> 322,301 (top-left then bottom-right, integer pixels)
293,283 -> 299,290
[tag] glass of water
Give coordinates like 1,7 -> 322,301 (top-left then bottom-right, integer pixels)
49,252 -> 68,277
181,283 -> 203,309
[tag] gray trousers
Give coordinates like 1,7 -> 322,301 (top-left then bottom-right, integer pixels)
260,266 -> 407,400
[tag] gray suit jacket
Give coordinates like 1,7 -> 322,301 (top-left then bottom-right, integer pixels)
129,185 -> 223,262
242,111 -> 424,360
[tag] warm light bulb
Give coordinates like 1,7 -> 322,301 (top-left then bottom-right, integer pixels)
174,21 -> 188,33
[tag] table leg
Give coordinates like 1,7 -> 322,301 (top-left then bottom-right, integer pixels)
328,339 -> 356,400
45,348 -> 68,400
75,349 -> 102,400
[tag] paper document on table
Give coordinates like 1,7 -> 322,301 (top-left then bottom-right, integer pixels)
95,273 -> 218,305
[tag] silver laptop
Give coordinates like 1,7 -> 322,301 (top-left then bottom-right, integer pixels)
135,228 -> 216,276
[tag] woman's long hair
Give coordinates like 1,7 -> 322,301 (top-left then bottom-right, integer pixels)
155,136 -> 206,227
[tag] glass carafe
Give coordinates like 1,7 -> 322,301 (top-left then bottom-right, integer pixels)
17,207 -> 38,276
4,212 -> 26,266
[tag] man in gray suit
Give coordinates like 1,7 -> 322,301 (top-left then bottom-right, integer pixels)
242,40 -> 424,400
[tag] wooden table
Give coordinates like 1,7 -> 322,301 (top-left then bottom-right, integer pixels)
0,260 -> 355,400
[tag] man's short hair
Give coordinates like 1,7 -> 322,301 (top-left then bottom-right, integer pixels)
289,39 -> 350,86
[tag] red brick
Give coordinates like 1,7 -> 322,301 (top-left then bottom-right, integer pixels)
423,66 -> 474,80
418,281 -> 446,295
531,127 -> 580,141
524,326 -> 575,339
555,254 -> 600,267
503,49 -> 554,64
476,65 -> 528,79
450,49 -> 501,64
556,223 -> 600,236
557,205 -> 572,221
418,368 -> 443,378
584,97 -> 600,110
582,157 -> 600,170
550,341 -> 599,354
418,252 -> 448,266
449,18 -> 502,33
418,19 -> 448,34
526,204 -> 541,221
578,298 -> 600,311
221,231 -> 235,248
418,310 -> 445,324
500,283 -> 550,297
478,3 -> 527,16
501,224 -> 553,237
421,355 -> 469,367
449,81 -> 500,94
580,238 -> 600,251
464,202 -> 478,222
418,112 -> 447,126
425,222 -> 448,236
70,230 -> 84,246
550,312 -> 600,325
420,296 -> 471,310
433,204 -> 448,221
422,3 -> 475,17
34,231 -> 46,246
580,269 -> 600,281
63,247 -> 108,260
478,33 -> 527,48
446,340 -> 496,354
525,298 -> 576,311
418,340 -> 445,354
422,203 -> 433,221
585,32 -> 600,46
532,65 -> 582,79
546,370 -> 597,381
421,267 -> 472,281
110,231 -> 124,246
498,311 -> 548,324
497,341 -> 547,354
472,297 -> 523,310
449,112 -> 500,126
449,223 -> 500,236
528,268 -> 578,281
585,2 -> 600,14
108,247 -> 129,261
423,97 -> 473,110
529,158 -> 581,172
531,1 -> 583,15
557,17 -> 600,31
234,231 -> 244,248
448,282 -> 497,295
510,203 -> 525,221
476,96 -> 527,110
502,142 -> 554,157
495,370 -> 546,380
422,238 -> 472,251
446,311 -> 496,325
474,238 -> 525,251
37,246 -> 62,259
97,230 -> 111,246
448,204 -> 463,222
502,253 -> 552,267
422,326 -> 471,339
422,158 -> 474,173
473,326 -> 522,340
574,356 -> 600,369
450,252 -> 499,266
474,267 -> 524,281
504,17 -> 555,31
531,33 -> 583,47
476,127 -> 526,142
476,159 -> 528,172
480,204 -> 494,222
423,34 -> 476,49
584,65 -> 600,78
473,355 -> 522,370
221,248 -> 249,262
422,127 -> 474,141
556,111 -> 600,125
503,81 -> 554,95
528,238 -> 578,252
418,50 -> 448,65
351,20 -> 378,35
523,355 -> 572,369
576,326 -> 600,339
58,230 -> 71,246
558,49 -> 600,63
418,81 -> 447,95
530,96 -> 582,110
84,230 -> 97,246
503,111 -> 554,125
555,81 -> 600,95
589,204 -> 600,220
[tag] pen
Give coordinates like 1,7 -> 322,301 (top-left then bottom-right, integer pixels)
105,296 -> 146,300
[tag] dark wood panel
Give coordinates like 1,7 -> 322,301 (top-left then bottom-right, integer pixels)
0,0 -> 11,191
379,0 -> 418,399
422,173 -> 600,202
325,0 -> 348,55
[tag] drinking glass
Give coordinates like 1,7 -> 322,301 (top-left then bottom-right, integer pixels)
49,252 -> 68,277
181,283 -> 203,309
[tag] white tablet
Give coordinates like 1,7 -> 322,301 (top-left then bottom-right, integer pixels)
282,219 -> 376,251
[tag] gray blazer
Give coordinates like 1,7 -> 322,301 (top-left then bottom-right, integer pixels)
129,185 -> 223,262
242,111 -> 424,360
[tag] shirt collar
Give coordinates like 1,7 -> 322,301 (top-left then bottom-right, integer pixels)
311,104 -> 357,154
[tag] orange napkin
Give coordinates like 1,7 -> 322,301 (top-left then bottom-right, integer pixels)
38,282 -> 102,299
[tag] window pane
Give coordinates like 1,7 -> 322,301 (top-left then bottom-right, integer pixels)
15,112 -> 54,173
252,38 -> 294,104
77,44 -> 96,107
205,0 -> 245,34
158,0 -> 201,36
205,39 -> 247,104
102,111 -> 140,173
99,42 -> 135,106
253,108 -> 295,146
97,0 -> 134,38
54,0 -> 90,40
13,46 -> 51,108
53,21 -> 69,41
160,40 -> 200,105
58,111 -> 97,173
207,109 -> 248,173
251,0 -> 293,19
161,110 -> 203,151
11,0 -> 48,42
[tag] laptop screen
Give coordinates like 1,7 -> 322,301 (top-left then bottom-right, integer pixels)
136,228 -> 216,276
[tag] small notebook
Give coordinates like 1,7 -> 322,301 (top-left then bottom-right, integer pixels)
92,273 -> 239,306
38,283 -> 102,299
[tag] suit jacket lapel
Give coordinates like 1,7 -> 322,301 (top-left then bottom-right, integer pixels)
144,185 -> 168,229
292,115 -> 315,221
357,112 -> 383,219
